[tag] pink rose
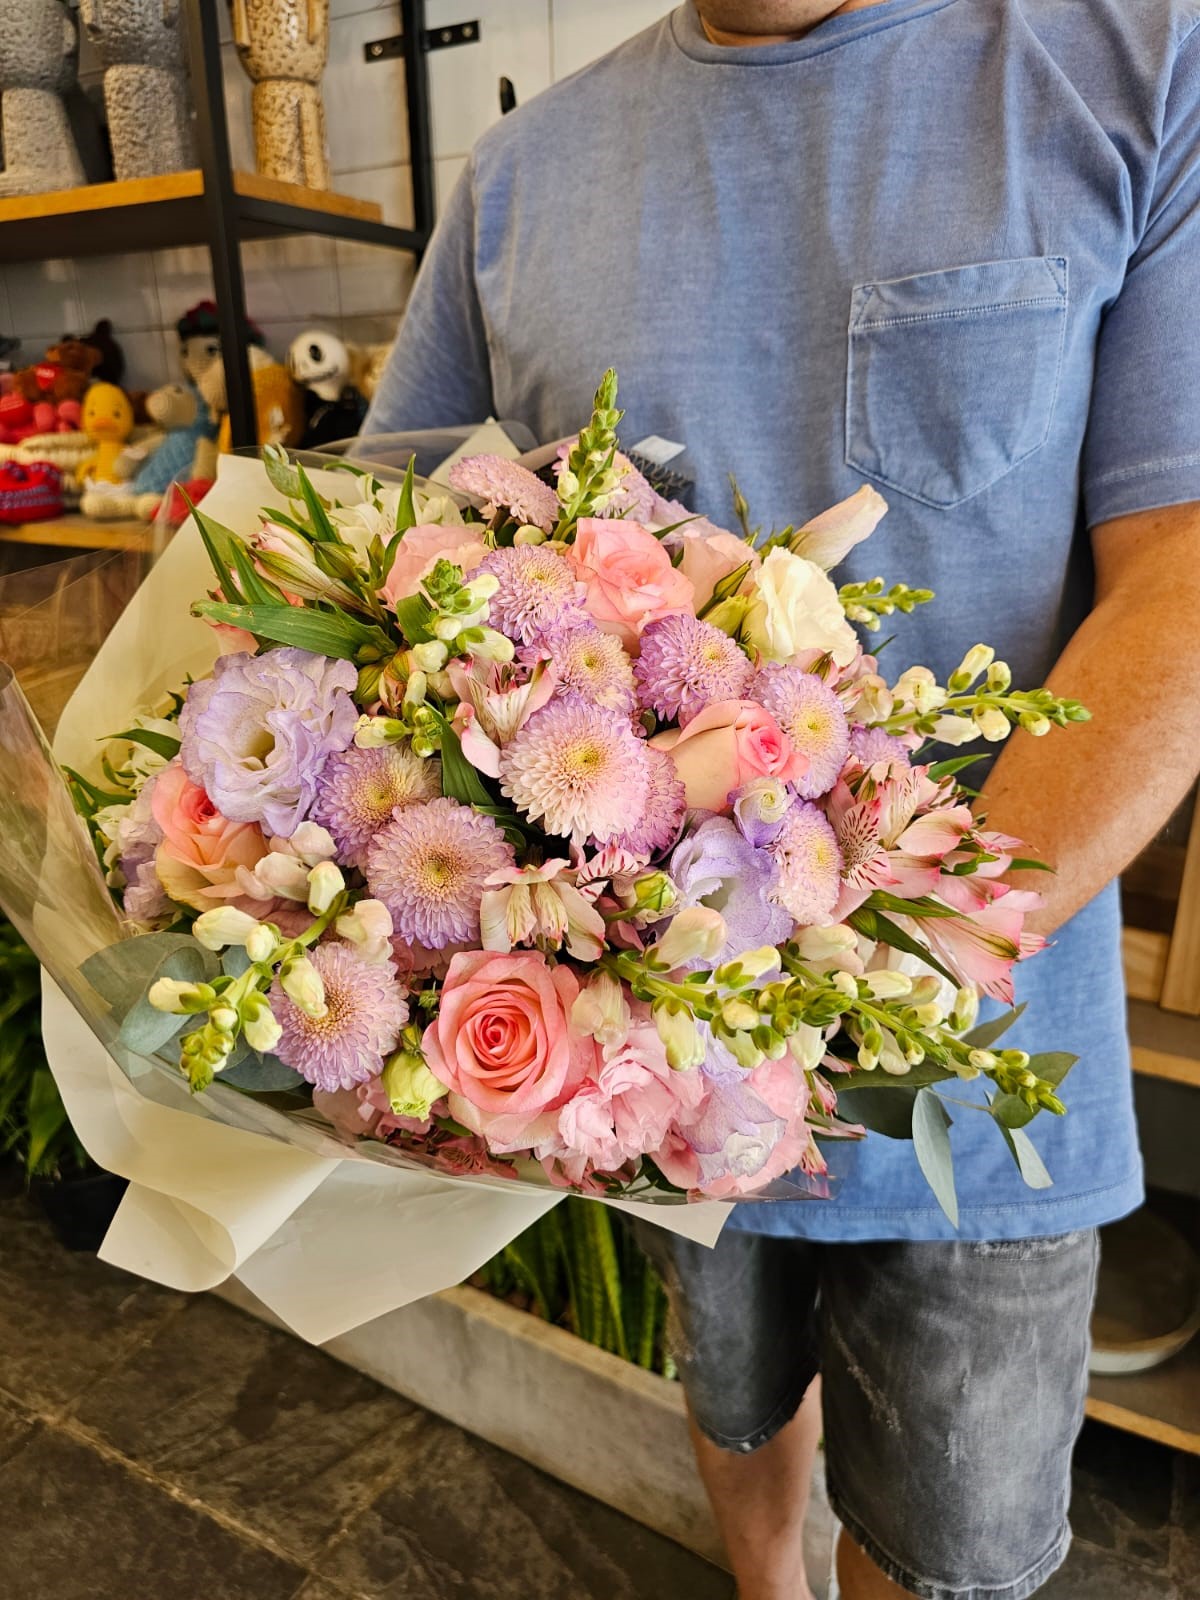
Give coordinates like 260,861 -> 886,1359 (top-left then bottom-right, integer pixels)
151,760 -> 276,914
674,526 -> 759,611
422,950 -> 597,1151
380,523 -> 488,609
537,1014 -> 705,1186
650,698 -> 808,812
568,518 -> 695,651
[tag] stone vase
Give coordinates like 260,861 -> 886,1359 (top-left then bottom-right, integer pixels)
229,0 -> 331,191
79,0 -> 195,180
0,0 -> 87,198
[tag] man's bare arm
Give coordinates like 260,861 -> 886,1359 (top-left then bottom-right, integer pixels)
982,501 -> 1200,937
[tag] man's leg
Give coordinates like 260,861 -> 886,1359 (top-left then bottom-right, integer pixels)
690,1381 -> 823,1600
820,1231 -> 1100,1600
631,1221 -> 823,1600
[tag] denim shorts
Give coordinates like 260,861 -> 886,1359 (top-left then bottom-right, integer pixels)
634,1223 -> 1099,1600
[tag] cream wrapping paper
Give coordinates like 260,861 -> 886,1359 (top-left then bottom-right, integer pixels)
36,452 -> 731,1345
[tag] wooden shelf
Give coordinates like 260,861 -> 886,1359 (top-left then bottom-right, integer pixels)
1123,927 -> 1170,1004
0,170 -> 393,263
1129,999 -> 1200,1091
1087,1334 -> 1200,1454
0,515 -> 160,554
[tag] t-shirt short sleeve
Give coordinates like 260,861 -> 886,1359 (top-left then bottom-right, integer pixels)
1083,21 -> 1200,527
361,160 -> 495,436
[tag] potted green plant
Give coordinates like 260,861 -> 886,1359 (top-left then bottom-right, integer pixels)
0,915 -> 125,1248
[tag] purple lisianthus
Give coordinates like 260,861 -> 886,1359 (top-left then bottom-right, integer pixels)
668,816 -> 793,961
114,778 -> 169,922
179,647 -> 358,837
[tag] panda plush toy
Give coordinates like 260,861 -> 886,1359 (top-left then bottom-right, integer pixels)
287,330 -> 368,449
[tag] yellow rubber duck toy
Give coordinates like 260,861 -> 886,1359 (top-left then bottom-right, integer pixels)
77,382 -> 134,485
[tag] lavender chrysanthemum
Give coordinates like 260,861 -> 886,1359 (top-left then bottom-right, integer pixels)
767,801 -> 844,926
313,741 -> 442,870
179,646 -> 358,836
635,614 -> 754,726
611,746 -> 687,856
523,618 -> 635,711
448,454 -> 559,531
367,796 -> 514,948
476,545 -> 586,644
849,725 -> 912,766
271,943 -> 408,1093
669,816 -> 793,959
500,698 -> 650,844
754,666 -> 850,799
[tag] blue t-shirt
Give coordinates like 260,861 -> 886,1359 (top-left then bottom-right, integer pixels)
365,0 -> 1200,1240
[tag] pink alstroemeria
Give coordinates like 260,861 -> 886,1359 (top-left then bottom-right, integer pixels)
921,893 -> 1046,1004
448,657 -> 555,777
479,858 -> 606,961
826,764 -> 969,918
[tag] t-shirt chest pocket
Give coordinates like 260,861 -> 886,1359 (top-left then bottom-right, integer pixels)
845,257 -> 1069,509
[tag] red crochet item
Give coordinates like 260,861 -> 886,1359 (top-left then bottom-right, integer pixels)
0,460 -> 64,524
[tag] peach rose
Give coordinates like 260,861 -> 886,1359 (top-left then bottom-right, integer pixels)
380,523 -> 488,608
422,950 -> 598,1152
151,761 -> 276,914
568,518 -> 695,651
675,526 -> 759,610
650,698 -> 808,812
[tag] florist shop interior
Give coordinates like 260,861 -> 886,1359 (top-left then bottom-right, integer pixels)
0,4 -> 1199,1600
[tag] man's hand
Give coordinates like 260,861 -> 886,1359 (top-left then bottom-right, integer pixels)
982,501 -> 1200,936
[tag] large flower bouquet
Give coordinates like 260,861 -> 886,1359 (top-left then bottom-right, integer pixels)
57,372 -> 1087,1221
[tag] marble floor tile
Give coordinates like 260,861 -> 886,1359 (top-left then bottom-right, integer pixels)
0,1192 -> 186,1415
1038,1537 -> 1179,1600
72,1294 -> 423,1564
317,1414 -> 734,1600
1172,1454 -> 1200,1593
0,1392 -> 35,1468
0,1424 -> 306,1600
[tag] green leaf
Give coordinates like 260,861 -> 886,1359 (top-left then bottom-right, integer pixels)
836,1083 -> 918,1139
296,464 -> 338,541
912,1087 -> 958,1227
990,1092 -> 1036,1130
391,592 -> 436,645
867,891 -> 961,920
927,754 -> 987,781
110,728 -> 181,762
963,1003 -> 1027,1050
438,722 -> 500,810
998,1123 -> 1054,1190
846,906 -> 958,985
1028,1051 -> 1077,1088
191,503 -> 246,601
1009,857 -> 1055,873
225,534 -> 287,606
64,767 -> 131,812
194,600 -> 391,662
118,943 -> 217,1058
24,1065 -> 69,1177
81,933 -> 210,1022
395,453 -> 418,535
838,1057 -> 959,1095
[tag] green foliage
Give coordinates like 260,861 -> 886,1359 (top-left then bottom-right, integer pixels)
0,917 -> 88,1181
476,1200 -> 674,1376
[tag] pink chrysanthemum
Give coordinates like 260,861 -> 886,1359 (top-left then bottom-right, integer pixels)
754,666 -> 851,799
366,796 -> 514,948
634,613 -> 754,726
448,454 -> 559,532
312,741 -> 441,870
767,801 -> 844,925
610,746 -> 688,856
522,619 -> 635,711
476,545 -> 587,643
271,943 -> 408,1093
849,725 -> 912,766
500,698 -> 650,843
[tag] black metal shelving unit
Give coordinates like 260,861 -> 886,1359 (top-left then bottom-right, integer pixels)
0,0 -> 440,450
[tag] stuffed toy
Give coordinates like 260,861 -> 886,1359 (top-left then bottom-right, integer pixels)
208,343 -> 305,455
0,460 -> 64,524
77,382 -> 134,485
74,317 -> 124,385
81,381 -> 219,520
349,339 -> 392,404
287,328 -> 366,448
14,337 -> 101,406
175,301 -> 275,476
0,391 -> 81,443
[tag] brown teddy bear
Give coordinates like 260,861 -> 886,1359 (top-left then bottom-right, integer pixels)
14,337 -> 101,405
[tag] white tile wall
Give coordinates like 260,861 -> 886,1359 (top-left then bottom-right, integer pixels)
0,1 -> 662,380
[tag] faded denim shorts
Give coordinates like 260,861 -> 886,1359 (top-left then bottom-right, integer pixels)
634,1223 -> 1099,1600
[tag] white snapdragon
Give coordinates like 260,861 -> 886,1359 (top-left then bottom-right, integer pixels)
192,906 -> 263,951
335,899 -> 395,965
653,905 -> 729,968
571,971 -> 632,1052
652,1000 -> 705,1070
306,860 -> 345,915
973,706 -> 1011,742
280,956 -> 326,1018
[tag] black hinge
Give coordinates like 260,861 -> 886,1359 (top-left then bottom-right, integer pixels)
365,20 -> 480,61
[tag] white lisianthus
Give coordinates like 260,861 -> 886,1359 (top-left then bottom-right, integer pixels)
742,548 -> 860,667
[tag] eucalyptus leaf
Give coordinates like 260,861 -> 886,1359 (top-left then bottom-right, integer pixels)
963,1003 -> 1027,1050
999,1124 -> 1054,1189
912,1088 -> 959,1227
1028,1051 -> 1077,1088
117,943 -> 216,1058
219,1051 -> 305,1093
990,1092 -> 1037,1130
221,946 -> 253,979
81,932 -> 211,1018
835,1084 -> 918,1139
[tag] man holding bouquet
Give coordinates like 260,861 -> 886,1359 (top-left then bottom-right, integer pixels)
364,2 -> 1200,1596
